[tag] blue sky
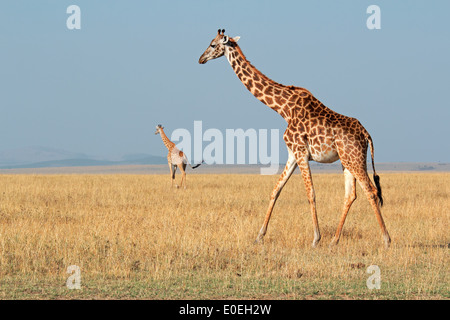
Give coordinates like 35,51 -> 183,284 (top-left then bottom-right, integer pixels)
1,0 -> 449,163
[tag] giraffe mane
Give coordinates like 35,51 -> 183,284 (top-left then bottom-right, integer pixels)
231,39 -> 304,92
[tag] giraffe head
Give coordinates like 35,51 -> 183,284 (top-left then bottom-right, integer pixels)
155,124 -> 164,135
198,29 -> 240,64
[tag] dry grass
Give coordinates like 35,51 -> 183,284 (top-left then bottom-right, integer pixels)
0,172 -> 448,299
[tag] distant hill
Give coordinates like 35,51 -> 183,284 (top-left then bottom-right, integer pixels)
0,146 -> 89,167
0,146 -> 449,173
0,146 -> 166,169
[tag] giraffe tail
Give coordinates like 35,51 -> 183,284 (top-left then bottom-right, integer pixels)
190,160 -> 205,169
183,154 -> 204,169
367,135 -> 383,207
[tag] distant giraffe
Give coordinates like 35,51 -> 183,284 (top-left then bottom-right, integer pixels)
155,124 -> 202,189
199,29 -> 390,248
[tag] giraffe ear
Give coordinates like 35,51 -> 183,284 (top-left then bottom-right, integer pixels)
232,36 -> 240,42
222,35 -> 229,44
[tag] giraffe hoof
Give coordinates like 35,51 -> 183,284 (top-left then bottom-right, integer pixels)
382,233 -> 391,249
329,239 -> 339,248
311,238 -> 321,248
329,237 -> 339,246
254,236 -> 264,245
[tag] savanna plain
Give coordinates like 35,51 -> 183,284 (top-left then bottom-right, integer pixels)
0,171 -> 448,299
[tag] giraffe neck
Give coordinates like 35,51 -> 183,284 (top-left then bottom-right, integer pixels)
160,129 -> 175,151
225,42 -> 302,121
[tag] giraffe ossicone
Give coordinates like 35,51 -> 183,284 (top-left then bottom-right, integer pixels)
199,29 -> 391,248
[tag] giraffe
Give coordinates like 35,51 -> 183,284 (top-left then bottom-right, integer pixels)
198,29 -> 391,248
155,124 -> 202,189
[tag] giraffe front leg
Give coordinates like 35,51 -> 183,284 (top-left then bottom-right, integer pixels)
178,163 -> 187,190
297,157 -> 321,248
169,163 -> 174,188
255,147 -> 298,244
171,164 -> 179,188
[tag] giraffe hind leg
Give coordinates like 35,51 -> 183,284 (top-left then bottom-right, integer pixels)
330,168 -> 357,246
357,171 -> 391,248
346,165 -> 391,248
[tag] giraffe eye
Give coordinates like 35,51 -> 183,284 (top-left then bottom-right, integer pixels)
210,44 -> 216,48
